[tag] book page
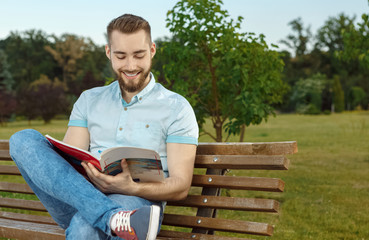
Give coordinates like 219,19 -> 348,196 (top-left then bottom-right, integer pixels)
100,147 -> 160,168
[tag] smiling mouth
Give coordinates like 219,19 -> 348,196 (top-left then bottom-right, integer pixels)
123,71 -> 141,79
125,72 -> 139,77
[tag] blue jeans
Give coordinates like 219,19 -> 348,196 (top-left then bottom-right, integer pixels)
9,129 -> 164,240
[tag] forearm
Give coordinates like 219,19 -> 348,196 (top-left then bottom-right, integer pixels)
121,143 -> 196,201
129,176 -> 191,201
83,161 -> 192,202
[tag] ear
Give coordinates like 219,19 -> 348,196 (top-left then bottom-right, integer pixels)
150,42 -> 156,59
105,44 -> 111,60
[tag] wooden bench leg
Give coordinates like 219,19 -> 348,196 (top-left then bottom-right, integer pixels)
192,168 -> 227,235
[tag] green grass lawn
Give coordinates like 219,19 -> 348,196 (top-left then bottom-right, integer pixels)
1,111 -> 368,239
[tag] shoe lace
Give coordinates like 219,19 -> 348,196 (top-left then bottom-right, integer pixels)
115,211 -> 133,233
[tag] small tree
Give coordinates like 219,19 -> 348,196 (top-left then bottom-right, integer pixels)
18,75 -> 68,124
348,86 -> 366,110
332,76 -> 345,112
163,0 -> 287,142
290,73 -> 326,114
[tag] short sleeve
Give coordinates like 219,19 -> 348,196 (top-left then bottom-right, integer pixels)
68,92 -> 88,128
166,98 -> 199,145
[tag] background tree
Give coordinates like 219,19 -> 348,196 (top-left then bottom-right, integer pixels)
163,0 -> 286,142
316,14 -> 355,54
45,34 -> 87,91
279,18 -> 320,112
0,89 -> 16,125
17,75 -> 68,124
0,49 -> 14,91
315,14 -> 356,78
339,8 -> 369,108
280,17 -> 313,57
348,86 -> 366,110
72,39 -> 107,98
332,75 -> 345,113
0,49 -> 16,125
290,73 -> 326,114
0,30 -> 57,91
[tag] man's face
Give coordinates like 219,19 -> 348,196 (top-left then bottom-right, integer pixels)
106,30 -> 156,94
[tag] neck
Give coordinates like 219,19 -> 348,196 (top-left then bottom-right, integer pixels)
121,91 -> 135,104
121,74 -> 151,103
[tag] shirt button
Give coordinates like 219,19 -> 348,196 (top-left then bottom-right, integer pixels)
119,127 -> 123,131
139,97 -> 142,101
146,124 -> 149,128
124,107 -> 127,111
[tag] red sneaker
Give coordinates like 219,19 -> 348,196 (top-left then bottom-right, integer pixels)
111,205 -> 160,240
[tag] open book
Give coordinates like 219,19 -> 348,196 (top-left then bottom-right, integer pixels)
45,135 -> 164,183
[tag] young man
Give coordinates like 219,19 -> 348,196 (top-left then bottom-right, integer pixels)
9,14 -> 198,240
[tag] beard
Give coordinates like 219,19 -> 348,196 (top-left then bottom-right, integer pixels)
115,61 -> 152,93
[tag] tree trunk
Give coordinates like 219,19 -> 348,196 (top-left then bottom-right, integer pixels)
215,122 -> 222,142
239,124 -> 246,142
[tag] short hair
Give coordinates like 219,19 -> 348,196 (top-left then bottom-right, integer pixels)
107,14 -> 152,45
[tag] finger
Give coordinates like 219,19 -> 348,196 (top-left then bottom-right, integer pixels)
82,162 -> 96,179
82,161 -> 90,172
87,163 -> 101,176
85,164 -> 111,191
120,159 -> 131,175
82,162 -> 93,177
83,163 -> 103,181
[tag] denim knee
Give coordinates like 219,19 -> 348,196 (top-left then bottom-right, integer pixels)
10,129 -> 42,151
9,129 -> 43,161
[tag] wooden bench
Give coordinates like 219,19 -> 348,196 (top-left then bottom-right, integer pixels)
0,139 -> 297,239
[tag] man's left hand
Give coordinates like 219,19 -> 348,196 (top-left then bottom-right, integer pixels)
81,159 -> 137,195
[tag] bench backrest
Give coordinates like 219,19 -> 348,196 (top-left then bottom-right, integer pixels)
0,140 -> 297,239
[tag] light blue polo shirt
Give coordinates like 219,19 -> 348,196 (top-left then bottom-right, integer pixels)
68,74 -> 198,176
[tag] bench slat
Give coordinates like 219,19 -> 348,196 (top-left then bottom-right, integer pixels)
195,155 -> 289,170
0,140 -> 298,155
0,150 -> 11,161
158,230 -> 253,240
0,198 -> 47,212
162,214 -> 273,236
192,175 -> 285,192
0,141 -> 9,150
0,211 -> 56,225
197,141 -> 297,155
0,152 -> 290,169
0,182 -> 33,194
168,195 -> 279,212
0,165 -> 21,175
0,218 -> 64,240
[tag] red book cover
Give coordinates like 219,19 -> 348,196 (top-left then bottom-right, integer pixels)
46,135 -> 102,170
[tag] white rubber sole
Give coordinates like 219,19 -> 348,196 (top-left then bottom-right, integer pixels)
146,205 -> 161,240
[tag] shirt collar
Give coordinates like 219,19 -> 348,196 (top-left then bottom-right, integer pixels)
118,73 -> 156,107
136,73 -> 156,102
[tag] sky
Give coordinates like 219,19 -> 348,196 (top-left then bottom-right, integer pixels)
0,0 -> 368,50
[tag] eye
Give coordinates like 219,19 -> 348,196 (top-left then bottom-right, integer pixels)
115,54 -> 125,60
135,54 -> 145,59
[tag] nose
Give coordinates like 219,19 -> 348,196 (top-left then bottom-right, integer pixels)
124,57 -> 137,71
